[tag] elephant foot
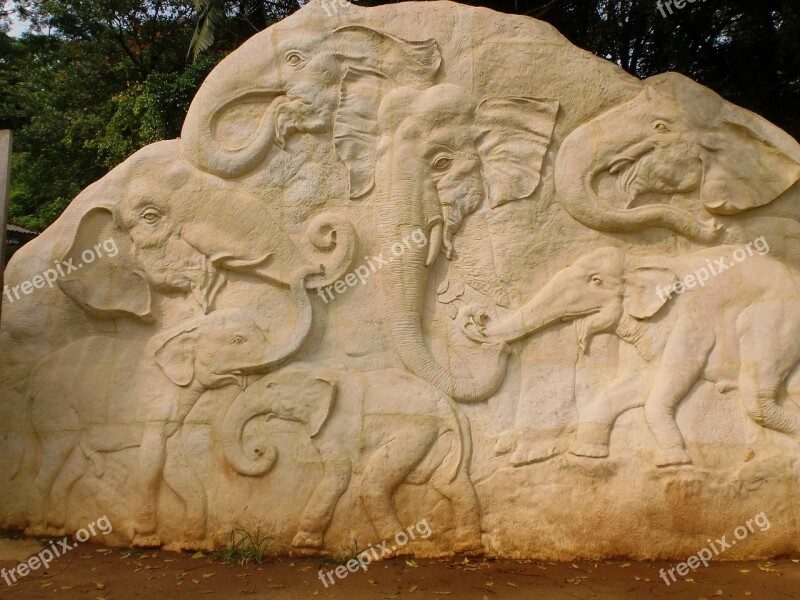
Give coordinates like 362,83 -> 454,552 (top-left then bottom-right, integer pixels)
494,430 -> 517,456
569,441 -> 610,458
509,440 -> 559,467
453,536 -> 484,556
655,447 -> 692,468
132,534 -> 161,548
292,530 -> 323,549
25,523 -> 51,537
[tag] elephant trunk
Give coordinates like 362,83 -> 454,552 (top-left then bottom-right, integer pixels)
302,212 -> 358,290
378,166 -> 508,403
240,278 -> 313,373
221,387 -> 279,477
555,132 -> 720,242
485,275 -> 590,343
182,87 -> 288,179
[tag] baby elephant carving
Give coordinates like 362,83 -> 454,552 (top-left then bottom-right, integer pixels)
19,308 -> 295,545
221,368 -> 482,554
462,245 -> 800,467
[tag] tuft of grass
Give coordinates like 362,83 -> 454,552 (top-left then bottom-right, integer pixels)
218,526 -> 275,566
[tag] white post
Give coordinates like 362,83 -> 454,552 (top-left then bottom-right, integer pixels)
0,130 -> 12,321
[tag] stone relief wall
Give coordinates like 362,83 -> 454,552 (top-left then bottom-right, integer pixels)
1,0 -> 800,559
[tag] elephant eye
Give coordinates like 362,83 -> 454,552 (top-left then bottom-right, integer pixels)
591,275 -> 603,287
141,208 -> 163,224
285,51 -> 306,68
432,155 -> 454,171
653,120 -> 671,133
231,335 -> 246,345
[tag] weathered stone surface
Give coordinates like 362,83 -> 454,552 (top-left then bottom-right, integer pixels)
1,0 -> 800,559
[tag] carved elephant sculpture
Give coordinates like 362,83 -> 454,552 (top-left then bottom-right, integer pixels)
220,367 -> 482,553
59,140 -> 356,321
555,72 -> 800,241
182,24 -> 442,178
334,75 -> 558,401
463,244 -> 800,467
20,306 -> 308,545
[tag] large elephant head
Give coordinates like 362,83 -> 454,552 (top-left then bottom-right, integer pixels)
59,141 -> 356,320
333,76 -> 558,401
220,368 -> 336,476
181,25 -> 442,178
461,247 -> 676,353
555,72 -> 800,242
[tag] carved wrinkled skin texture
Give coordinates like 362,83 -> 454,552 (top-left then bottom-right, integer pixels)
2,0 -> 800,560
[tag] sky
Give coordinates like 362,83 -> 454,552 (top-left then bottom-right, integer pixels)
6,8 -> 27,37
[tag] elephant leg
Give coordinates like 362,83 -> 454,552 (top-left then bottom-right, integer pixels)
428,463 -> 482,553
47,445 -> 90,529
293,456 -> 352,549
162,433 -> 207,540
361,421 -> 439,541
738,302 -> 800,436
570,370 -> 648,458
644,314 -> 715,467
30,432 -> 79,533
133,422 -> 168,544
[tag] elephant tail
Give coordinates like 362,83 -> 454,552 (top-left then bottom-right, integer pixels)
302,212 -> 358,290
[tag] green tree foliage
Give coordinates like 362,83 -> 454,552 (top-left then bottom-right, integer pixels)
1,0 -> 799,230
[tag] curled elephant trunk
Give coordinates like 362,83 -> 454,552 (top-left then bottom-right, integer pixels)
391,311 -> 510,403
554,128 -> 722,242
302,212 -> 358,290
239,278 -> 313,374
221,389 -> 280,477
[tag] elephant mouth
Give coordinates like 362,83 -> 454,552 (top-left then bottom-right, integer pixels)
559,307 -> 600,322
607,154 -> 648,201
211,370 -> 250,390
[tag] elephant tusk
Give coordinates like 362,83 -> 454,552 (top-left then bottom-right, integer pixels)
426,220 -> 444,267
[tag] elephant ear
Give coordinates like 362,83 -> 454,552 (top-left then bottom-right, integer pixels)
647,72 -> 800,214
332,26 -> 441,87
476,97 -> 559,208
267,370 -> 336,437
154,325 -> 199,387
699,118 -> 800,214
623,266 -> 677,320
333,67 -> 390,199
58,207 -> 153,321
303,378 -> 337,438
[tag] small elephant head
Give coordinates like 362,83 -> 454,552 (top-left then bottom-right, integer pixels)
220,369 -> 337,476
463,247 -> 677,351
154,309 -> 270,389
58,141 -> 318,320
555,72 -> 800,241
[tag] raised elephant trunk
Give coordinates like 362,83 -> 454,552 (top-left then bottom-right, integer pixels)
377,155 -> 508,403
239,278 -> 313,374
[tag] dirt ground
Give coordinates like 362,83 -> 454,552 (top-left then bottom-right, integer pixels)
1,535 -> 799,599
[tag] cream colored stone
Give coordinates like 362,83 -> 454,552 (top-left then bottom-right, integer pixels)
1,1 -> 800,559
